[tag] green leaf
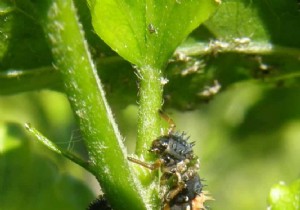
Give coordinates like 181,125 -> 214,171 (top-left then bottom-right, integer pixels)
0,0 -> 111,71
204,0 -> 300,46
0,1 -> 52,70
268,180 -> 300,210
89,0 -> 218,69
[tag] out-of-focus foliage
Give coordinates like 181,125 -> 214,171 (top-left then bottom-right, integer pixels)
181,81 -> 300,210
268,180 -> 300,210
0,121 -> 94,210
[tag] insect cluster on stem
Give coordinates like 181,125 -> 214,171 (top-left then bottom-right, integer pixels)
88,111 -> 211,210
128,111 -> 212,210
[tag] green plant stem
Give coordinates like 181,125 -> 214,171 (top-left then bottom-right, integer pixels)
0,67 -> 62,95
135,66 -> 163,188
134,66 -> 163,209
2,40 -> 300,96
33,1 -> 147,210
136,66 -> 163,158
177,41 -> 300,57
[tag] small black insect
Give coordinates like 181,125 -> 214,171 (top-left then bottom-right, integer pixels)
128,111 -> 212,210
87,195 -> 112,210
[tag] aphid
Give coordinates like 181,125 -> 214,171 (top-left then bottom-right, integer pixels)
128,111 -> 211,210
251,56 -> 274,79
148,23 -> 157,34
198,80 -> 221,98
207,40 -> 229,55
180,60 -> 205,76
233,37 -> 251,47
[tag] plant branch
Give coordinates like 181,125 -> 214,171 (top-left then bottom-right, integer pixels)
177,40 -> 300,57
2,40 -> 300,96
136,66 -> 163,158
24,123 -> 94,173
134,66 -> 163,194
32,0 -> 147,209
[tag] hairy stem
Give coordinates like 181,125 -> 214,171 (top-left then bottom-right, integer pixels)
134,66 -> 163,195
136,66 -> 163,158
33,0 -> 147,209
177,41 -> 300,57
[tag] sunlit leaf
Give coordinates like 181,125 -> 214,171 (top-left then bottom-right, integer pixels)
88,0 -> 218,68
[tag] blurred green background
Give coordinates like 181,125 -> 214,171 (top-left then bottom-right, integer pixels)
1,81 -> 300,210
